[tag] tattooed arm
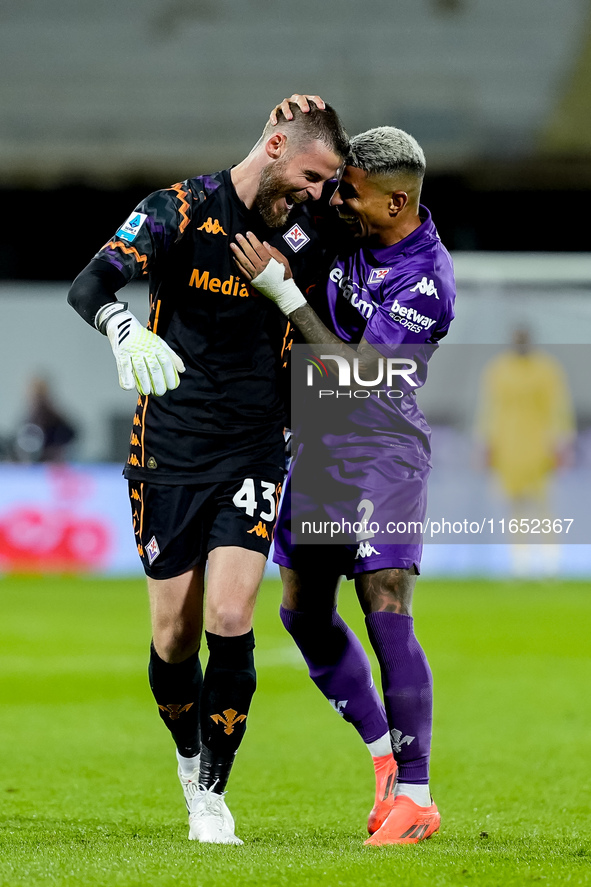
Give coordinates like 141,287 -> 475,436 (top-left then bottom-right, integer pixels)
231,231 -> 379,377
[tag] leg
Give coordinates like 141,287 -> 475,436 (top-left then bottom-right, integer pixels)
186,475 -> 282,844
280,562 -> 389,744
132,481 -> 209,761
147,566 -> 205,757
358,567 -> 440,846
205,545 -> 266,636
358,567 -> 432,787
198,546 -> 265,793
135,481 -> 258,844
280,560 -> 395,833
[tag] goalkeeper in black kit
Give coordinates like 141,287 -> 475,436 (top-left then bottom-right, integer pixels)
68,98 -> 348,844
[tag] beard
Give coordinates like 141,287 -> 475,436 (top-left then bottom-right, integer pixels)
254,159 -> 294,228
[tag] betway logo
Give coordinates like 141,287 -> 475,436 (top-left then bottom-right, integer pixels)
390,298 -> 435,330
329,267 -> 375,319
189,268 -> 251,298
410,276 -> 439,298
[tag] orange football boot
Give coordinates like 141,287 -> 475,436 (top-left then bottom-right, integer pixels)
367,753 -> 398,834
364,794 -> 440,845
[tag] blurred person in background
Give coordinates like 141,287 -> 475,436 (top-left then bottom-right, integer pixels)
475,328 -> 575,574
13,376 -> 77,463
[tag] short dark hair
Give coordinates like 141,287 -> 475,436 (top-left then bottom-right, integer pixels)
263,101 -> 349,160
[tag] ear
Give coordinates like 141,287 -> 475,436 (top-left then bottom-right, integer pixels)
389,190 -> 408,217
264,133 -> 288,160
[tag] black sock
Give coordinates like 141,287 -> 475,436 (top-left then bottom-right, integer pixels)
200,630 -> 256,791
148,642 -> 202,758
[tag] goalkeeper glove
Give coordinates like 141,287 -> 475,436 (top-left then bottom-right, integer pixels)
95,302 -> 185,397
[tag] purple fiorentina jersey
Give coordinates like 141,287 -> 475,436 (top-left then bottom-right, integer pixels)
274,206 -> 456,575
321,205 -> 454,346
310,205 -> 456,457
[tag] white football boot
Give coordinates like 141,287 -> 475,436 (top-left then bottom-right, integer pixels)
177,751 -> 201,813
188,785 -> 243,845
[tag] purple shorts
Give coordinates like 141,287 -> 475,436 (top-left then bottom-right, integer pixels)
273,450 -> 429,579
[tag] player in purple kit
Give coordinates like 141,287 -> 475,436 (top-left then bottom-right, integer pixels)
232,123 -> 455,845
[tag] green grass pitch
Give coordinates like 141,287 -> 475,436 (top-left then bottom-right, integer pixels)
1,575 -> 590,887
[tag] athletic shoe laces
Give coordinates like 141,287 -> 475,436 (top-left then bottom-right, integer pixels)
190,783 -> 226,819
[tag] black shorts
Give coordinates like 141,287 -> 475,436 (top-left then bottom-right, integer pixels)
129,477 -> 282,580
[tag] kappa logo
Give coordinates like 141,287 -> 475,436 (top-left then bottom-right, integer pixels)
158,702 -> 194,720
368,268 -> 390,285
410,276 -> 439,299
355,542 -> 381,559
145,535 -> 160,565
116,212 -> 148,243
283,223 -> 310,253
198,217 -> 227,235
247,520 -> 270,539
390,727 -> 415,754
211,708 -> 247,735
329,699 -> 348,716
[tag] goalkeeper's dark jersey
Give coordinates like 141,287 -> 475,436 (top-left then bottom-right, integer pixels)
94,169 -> 331,484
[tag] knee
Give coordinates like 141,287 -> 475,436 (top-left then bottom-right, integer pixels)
358,568 -> 416,615
152,620 -> 201,663
206,600 -> 253,637
279,604 -> 346,659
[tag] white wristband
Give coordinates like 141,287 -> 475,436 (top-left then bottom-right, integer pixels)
95,301 -> 129,335
251,258 -> 307,316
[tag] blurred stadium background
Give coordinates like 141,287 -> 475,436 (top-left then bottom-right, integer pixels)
1,0 -> 591,577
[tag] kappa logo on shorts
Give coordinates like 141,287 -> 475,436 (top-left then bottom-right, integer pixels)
247,520 -> 270,539
283,223 -> 310,252
368,268 -> 390,285
116,212 -> 148,243
355,541 -> 381,559
145,535 -> 160,565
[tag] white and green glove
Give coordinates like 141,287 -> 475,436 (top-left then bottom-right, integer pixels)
95,302 -> 185,397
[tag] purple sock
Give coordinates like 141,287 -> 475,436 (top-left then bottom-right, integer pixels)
280,606 -> 388,743
365,612 -> 432,784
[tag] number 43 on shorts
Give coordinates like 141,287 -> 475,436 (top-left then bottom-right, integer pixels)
232,478 -> 278,521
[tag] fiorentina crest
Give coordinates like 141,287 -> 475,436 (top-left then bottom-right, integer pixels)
368,268 -> 390,285
146,535 -> 160,565
283,223 -> 310,252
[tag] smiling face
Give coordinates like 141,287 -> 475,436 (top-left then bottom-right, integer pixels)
255,140 -> 342,228
329,165 -> 401,242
